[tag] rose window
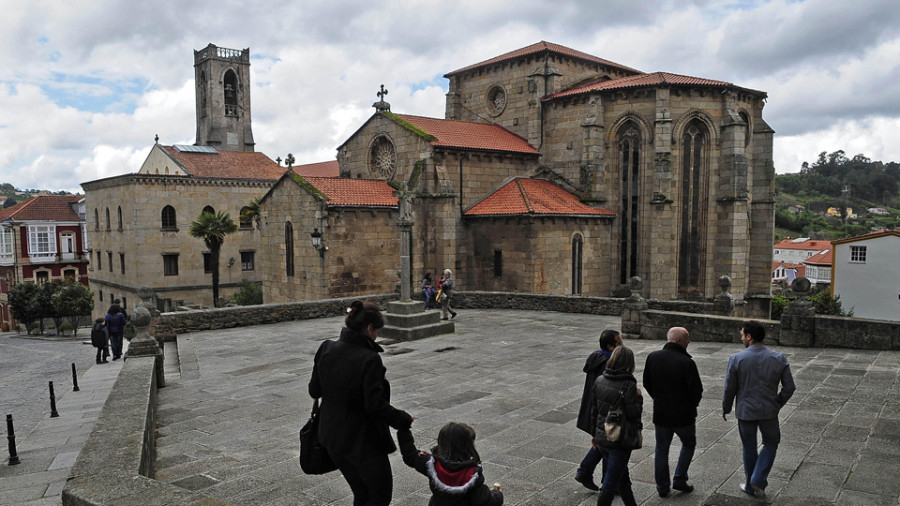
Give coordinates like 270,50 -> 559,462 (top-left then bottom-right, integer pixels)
488,86 -> 507,116
369,137 -> 397,178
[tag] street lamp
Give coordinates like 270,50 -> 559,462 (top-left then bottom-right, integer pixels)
310,228 -> 326,257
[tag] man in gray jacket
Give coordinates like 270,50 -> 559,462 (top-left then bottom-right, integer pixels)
722,321 -> 796,498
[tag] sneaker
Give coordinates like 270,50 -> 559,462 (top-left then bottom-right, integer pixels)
574,472 -> 599,491
740,483 -> 763,497
673,482 -> 694,493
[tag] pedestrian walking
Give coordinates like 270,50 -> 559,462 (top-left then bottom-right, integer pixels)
398,422 -> 504,505
722,321 -> 796,498
439,268 -> 457,320
90,318 -> 109,364
574,329 -> 622,491
308,300 -> 413,506
105,306 -> 126,360
591,345 -> 643,506
643,327 -> 703,497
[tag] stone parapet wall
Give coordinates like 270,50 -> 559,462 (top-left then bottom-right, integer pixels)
637,309 -> 779,344
62,356 -> 226,505
814,315 -> 900,350
450,291 -> 625,315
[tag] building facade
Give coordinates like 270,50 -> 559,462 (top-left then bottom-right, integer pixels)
832,230 -> 900,321
0,195 -> 89,331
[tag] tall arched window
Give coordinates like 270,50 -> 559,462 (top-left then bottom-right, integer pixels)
239,206 -> 253,229
117,206 -> 123,231
678,119 -> 708,292
224,70 -> 238,117
572,234 -> 584,295
285,222 -> 294,276
94,209 -> 100,231
618,122 -> 641,285
161,205 -> 177,230
105,208 -> 111,231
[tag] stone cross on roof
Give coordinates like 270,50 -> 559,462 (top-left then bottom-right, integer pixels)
374,84 -> 390,112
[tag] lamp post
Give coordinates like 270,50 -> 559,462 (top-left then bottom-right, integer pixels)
310,228 -> 326,257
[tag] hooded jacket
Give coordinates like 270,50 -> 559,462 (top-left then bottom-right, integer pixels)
591,368 -> 643,449
576,349 -> 611,434
398,429 -> 503,506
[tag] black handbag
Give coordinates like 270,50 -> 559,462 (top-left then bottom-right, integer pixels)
604,384 -> 643,449
299,398 -> 338,474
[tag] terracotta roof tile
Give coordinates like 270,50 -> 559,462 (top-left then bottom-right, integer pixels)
304,177 -> 398,207
445,41 -> 641,77
832,229 -> 900,244
773,238 -> 832,251
395,114 -> 539,155
0,195 -> 82,222
465,178 -> 613,217
294,160 -> 340,177
163,146 -> 286,180
546,71 -> 765,100
804,249 -> 833,265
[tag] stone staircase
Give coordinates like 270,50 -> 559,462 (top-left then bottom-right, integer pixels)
380,300 -> 454,341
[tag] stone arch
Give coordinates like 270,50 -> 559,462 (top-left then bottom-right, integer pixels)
738,108 -> 753,147
672,109 -> 719,147
606,112 -> 653,146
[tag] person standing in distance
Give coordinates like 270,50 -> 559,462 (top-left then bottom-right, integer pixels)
439,268 -> 458,320
574,329 -> 622,491
643,327 -> 703,497
722,321 -> 796,498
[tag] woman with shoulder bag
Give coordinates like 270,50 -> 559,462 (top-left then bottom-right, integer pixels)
591,345 -> 643,506
308,300 -> 413,506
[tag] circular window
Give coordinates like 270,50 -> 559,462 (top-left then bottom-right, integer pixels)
487,86 -> 507,116
369,136 -> 397,178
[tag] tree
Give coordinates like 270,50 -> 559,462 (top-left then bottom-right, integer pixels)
52,282 -> 94,336
38,281 -> 62,334
8,282 -> 41,334
231,279 -> 263,305
240,197 -> 263,230
189,210 -> 238,306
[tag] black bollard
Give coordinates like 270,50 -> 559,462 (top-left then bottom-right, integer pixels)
71,363 -> 80,392
6,414 -> 20,465
49,381 -> 59,418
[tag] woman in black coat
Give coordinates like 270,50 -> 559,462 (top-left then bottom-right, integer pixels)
309,300 -> 413,506
591,345 -> 643,506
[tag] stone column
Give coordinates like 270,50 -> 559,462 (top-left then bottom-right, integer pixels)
124,305 -> 165,388
621,276 -> 648,340
779,277 -> 816,347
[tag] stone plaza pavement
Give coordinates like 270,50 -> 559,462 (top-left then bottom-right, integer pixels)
153,310 -> 900,506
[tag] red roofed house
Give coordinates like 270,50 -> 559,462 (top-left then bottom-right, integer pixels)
803,248 -> 832,286
0,195 -> 89,331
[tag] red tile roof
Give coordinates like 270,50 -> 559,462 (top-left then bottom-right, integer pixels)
445,41 -> 642,77
294,160 -> 340,177
546,71 -> 765,100
163,146 -> 286,180
773,238 -> 831,252
772,261 -> 806,278
303,177 -> 398,207
465,178 -> 614,217
395,114 -> 539,155
804,249 -> 833,266
0,195 -> 82,222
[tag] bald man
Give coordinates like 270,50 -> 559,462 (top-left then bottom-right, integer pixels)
643,327 -> 703,497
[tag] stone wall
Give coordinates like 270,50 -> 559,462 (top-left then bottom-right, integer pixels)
637,309 -> 779,343
62,356 -> 225,505
814,315 -> 900,350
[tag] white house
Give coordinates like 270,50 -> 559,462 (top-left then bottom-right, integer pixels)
803,248 -> 832,286
831,230 -> 900,321
773,237 -> 831,264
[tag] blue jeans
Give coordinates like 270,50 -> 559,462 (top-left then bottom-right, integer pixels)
738,418 -> 780,490
600,446 -> 633,493
577,445 -> 606,479
654,423 -> 696,491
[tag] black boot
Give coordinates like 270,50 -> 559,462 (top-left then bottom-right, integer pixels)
618,483 -> 637,506
596,489 -> 615,506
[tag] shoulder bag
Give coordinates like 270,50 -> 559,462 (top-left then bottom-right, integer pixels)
604,384 -> 643,449
299,398 -> 338,474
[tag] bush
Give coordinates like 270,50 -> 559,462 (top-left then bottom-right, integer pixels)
771,295 -> 790,320
808,291 -> 853,316
231,279 -> 263,306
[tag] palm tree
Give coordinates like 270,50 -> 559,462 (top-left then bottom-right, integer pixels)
240,197 -> 262,229
189,210 -> 238,306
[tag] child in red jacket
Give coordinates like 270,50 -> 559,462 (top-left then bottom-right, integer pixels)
398,422 -> 503,505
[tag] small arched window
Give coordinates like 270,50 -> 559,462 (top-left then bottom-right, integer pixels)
239,206 -> 253,229
105,208 -> 111,231
94,209 -> 100,231
285,222 -> 294,277
202,205 -> 215,216
117,206 -> 123,231
161,205 -> 177,230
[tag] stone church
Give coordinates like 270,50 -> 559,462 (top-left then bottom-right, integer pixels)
261,41 -> 775,316
83,41 -> 775,317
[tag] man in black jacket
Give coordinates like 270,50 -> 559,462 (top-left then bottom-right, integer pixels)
643,327 -> 703,497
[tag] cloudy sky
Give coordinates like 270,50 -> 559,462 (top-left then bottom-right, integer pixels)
2,0 -> 899,193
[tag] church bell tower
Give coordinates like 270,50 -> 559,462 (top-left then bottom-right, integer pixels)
193,43 -> 255,152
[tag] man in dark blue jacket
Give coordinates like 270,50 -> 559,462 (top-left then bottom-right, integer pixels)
643,327 -> 703,497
